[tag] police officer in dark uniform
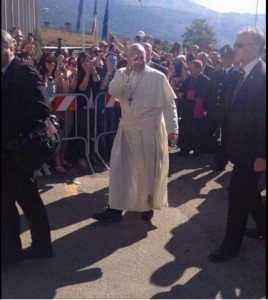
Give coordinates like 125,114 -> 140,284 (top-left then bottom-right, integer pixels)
206,45 -> 242,169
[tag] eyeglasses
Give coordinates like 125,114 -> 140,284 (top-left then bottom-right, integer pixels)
45,60 -> 55,64
233,42 -> 257,49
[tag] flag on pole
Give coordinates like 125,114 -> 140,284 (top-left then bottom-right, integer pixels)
76,0 -> 84,32
102,0 -> 109,40
91,0 -> 97,36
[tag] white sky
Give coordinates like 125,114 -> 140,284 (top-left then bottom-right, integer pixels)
192,0 -> 266,14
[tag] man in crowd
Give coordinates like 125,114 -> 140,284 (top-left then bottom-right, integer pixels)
206,44 -> 242,164
197,51 -> 216,79
208,26 -> 266,263
1,30 -> 53,266
142,42 -> 168,76
92,43 -> 178,222
177,59 -> 211,156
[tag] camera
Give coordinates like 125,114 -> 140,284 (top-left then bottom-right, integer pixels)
88,60 -> 94,68
27,32 -> 34,42
58,63 -> 64,71
135,35 -> 142,43
49,114 -> 63,129
108,55 -> 117,67
109,34 -> 114,42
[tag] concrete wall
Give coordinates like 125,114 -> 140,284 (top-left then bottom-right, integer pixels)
1,0 -> 38,36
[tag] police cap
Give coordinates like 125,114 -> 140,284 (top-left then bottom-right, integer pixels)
219,44 -> 235,57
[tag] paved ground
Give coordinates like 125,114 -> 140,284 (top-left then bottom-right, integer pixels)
1,151 -> 266,299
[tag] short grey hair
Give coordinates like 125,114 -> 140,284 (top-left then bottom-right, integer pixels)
2,29 -> 15,49
127,43 -> 145,57
238,26 -> 266,56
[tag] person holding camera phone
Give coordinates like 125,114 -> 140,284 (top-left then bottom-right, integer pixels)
37,52 -> 72,174
68,51 -> 101,168
93,53 -> 120,163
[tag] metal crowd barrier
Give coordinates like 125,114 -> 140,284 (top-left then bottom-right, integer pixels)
94,92 -> 121,170
49,93 -> 95,174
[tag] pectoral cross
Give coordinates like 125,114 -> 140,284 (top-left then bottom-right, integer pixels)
127,96 -> 133,106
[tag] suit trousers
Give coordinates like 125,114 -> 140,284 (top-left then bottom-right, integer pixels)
1,166 -> 52,260
222,164 -> 266,251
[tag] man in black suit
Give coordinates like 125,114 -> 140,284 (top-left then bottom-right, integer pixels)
207,45 -> 242,167
1,30 -> 53,266
208,26 -> 266,263
142,42 -> 168,76
197,51 -> 216,79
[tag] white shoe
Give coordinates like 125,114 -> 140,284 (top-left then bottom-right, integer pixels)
36,169 -> 43,177
41,162 -> 52,176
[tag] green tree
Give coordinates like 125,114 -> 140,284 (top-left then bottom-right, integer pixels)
44,21 -> 50,28
182,18 -> 217,49
32,29 -> 44,61
65,22 -> 71,32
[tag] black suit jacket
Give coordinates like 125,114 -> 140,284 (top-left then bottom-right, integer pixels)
209,67 -> 241,120
1,57 -> 49,149
149,61 -> 168,76
179,73 -> 212,104
224,60 -> 266,165
203,64 -> 216,79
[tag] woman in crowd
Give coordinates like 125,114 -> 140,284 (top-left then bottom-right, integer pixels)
69,51 -> 101,168
37,51 -> 72,174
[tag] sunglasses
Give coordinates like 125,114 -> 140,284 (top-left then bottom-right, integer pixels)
46,60 -> 55,64
233,42 -> 257,49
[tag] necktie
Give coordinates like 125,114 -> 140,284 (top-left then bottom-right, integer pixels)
237,68 -> 246,89
230,68 -> 245,106
222,69 -> 226,76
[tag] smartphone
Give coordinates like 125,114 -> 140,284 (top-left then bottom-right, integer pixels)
71,60 -> 77,68
109,56 -> 117,66
88,60 -> 94,68
109,33 -> 114,42
58,63 -> 64,71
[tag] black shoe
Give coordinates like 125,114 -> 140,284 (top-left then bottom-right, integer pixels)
244,228 -> 266,240
22,245 -> 53,259
141,210 -> 154,221
177,151 -> 190,156
92,207 -> 122,222
208,247 -> 239,263
190,151 -> 200,157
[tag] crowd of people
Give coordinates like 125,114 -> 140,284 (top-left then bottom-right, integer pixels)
1,24 -> 266,267
7,27 -> 264,173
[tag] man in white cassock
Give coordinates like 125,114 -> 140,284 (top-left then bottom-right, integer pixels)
92,43 -> 178,222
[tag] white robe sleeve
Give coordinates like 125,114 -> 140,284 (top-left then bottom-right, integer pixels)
108,68 -> 129,100
163,100 -> 179,134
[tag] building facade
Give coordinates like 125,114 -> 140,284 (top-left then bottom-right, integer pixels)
1,0 -> 38,36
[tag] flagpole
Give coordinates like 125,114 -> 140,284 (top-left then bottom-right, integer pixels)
139,0 -> 142,30
102,0 -> 109,41
96,15 -> 98,44
254,0 -> 258,26
82,0 -> 85,51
